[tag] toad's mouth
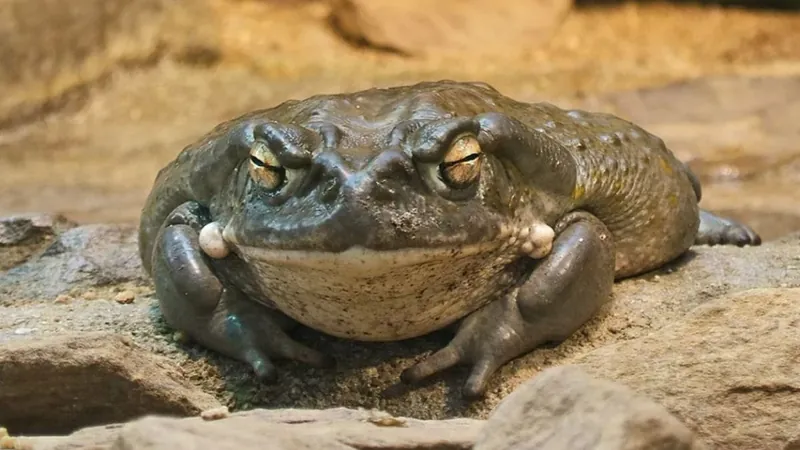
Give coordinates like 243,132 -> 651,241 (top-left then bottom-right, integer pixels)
201,221 -> 555,341
232,241 -> 505,272
199,219 -> 556,275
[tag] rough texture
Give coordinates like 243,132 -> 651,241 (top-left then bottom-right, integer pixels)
0,332 -> 222,435
0,221 -> 147,298
474,365 -> 708,450
0,0 -> 219,128
327,0 -> 571,56
22,408 -> 482,450
2,0 -> 800,445
576,287 -> 800,450
0,214 -> 76,271
580,74 -> 800,241
1,226 -> 798,435
0,223 -> 148,302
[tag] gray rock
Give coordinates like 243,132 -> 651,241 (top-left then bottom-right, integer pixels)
0,223 -> 148,300
575,287 -> 800,450
474,365 -> 708,450
0,213 -> 74,246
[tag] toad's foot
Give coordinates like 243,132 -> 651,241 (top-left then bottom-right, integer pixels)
401,211 -> 615,399
151,201 -> 333,382
696,209 -> 761,247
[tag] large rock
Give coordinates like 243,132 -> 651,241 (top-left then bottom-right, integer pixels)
0,332 -> 222,435
327,0 -> 571,56
19,408 -> 483,450
0,0 -> 219,128
474,365 -> 708,450
575,287 -> 800,450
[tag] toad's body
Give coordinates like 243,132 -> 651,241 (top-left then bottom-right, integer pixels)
138,81 -> 759,397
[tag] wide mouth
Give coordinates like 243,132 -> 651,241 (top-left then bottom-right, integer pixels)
232,241 -> 505,272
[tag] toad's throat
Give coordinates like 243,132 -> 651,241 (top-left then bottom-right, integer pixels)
233,244 -> 520,341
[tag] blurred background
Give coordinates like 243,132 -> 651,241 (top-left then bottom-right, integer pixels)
0,0 -> 798,241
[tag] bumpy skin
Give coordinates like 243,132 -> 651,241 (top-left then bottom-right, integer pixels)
138,81 -> 760,398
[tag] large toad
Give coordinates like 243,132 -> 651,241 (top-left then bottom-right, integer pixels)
138,81 -> 760,398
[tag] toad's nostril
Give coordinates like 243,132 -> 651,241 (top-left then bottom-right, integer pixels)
318,177 -> 340,204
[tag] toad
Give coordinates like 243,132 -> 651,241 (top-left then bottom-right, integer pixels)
138,81 -> 760,398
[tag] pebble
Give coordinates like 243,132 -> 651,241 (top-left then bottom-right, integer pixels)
114,291 -> 136,304
53,294 -> 72,304
13,328 -> 36,335
200,406 -> 230,421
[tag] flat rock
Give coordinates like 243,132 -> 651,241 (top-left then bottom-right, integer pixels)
575,287 -> 800,450
474,365 -> 708,450
327,0 -> 571,56
0,332 -> 222,435
20,408 -> 482,450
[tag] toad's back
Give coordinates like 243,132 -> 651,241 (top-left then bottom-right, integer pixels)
510,101 -> 701,278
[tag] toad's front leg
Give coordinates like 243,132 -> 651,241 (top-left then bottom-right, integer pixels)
401,211 -> 615,399
150,201 -> 333,381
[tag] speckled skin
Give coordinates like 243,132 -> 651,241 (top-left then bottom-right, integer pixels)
138,81 -> 760,398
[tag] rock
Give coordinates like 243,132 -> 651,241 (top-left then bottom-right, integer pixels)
0,0 -> 220,128
0,213 -> 76,271
474,365 -> 708,450
0,332 -> 222,435
327,0 -> 571,56
0,213 -> 74,246
22,408 -> 483,450
1,220 -> 798,430
0,223 -> 147,301
575,287 -> 800,450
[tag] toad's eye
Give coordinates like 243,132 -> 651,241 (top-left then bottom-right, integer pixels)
439,134 -> 482,190
248,141 -> 285,190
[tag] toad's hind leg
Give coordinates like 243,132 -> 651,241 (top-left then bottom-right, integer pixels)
150,201 -> 333,382
401,211 -> 615,399
695,209 -> 761,247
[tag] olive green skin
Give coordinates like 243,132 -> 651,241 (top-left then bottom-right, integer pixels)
138,80 -> 759,397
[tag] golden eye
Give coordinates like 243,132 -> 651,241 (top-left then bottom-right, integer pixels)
439,134 -> 482,189
248,141 -> 284,190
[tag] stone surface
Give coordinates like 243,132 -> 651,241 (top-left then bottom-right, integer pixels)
0,332 -> 222,435
1,223 -> 798,436
0,0 -> 219,128
327,0 -> 571,56
0,223 -> 148,302
576,287 -> 800,450
0,213 -> 76,271
474,365 -> 708,450
22,408 -> 483,450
